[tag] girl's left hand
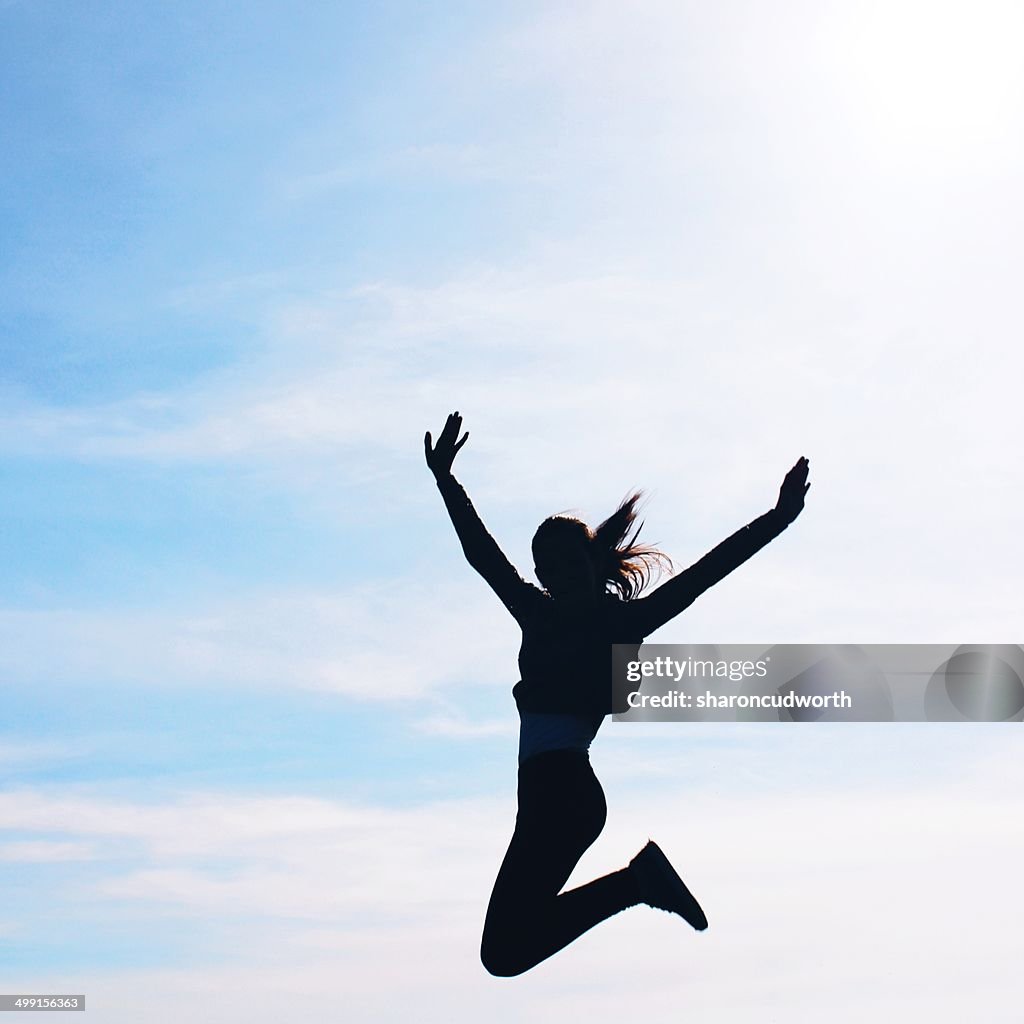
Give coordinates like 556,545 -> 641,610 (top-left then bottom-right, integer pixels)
775,456 -> 810,524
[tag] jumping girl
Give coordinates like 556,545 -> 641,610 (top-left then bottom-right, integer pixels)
425,411 -> 809,977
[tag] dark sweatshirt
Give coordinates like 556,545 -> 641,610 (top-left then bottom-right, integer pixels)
434,471 -> 790,719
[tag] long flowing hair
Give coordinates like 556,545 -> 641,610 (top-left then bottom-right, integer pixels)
534,490 -> 673,601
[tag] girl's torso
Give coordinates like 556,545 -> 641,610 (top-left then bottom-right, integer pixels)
513,591 -> 645,755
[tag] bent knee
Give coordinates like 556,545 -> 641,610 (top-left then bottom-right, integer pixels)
480,936 -> 529,978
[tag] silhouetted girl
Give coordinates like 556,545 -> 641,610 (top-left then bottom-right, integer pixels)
425,411 -> 809,977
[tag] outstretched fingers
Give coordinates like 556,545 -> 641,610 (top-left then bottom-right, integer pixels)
441,411 -> 461,443
442,413 -> 468,448
786,456 -> 810,488
425,412 -> 470,475
775,456 -> 811,523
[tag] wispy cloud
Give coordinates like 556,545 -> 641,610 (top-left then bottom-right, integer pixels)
0,840 -> 97,863
0,739 -> 90,767
281,142 -> 553,201
2,247 -> 1020,650
1,759 -> 1021,1020
411,715 -> 516,738
0,579 -> 519,698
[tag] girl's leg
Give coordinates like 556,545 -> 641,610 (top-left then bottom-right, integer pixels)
480,752 -> 641,977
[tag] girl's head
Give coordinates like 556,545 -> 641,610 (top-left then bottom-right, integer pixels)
531,491 -> 672,601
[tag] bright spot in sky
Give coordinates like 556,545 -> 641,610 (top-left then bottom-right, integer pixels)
828,0 -> 1024,167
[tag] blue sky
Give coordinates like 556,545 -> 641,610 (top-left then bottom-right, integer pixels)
2,1 -> 1023,1020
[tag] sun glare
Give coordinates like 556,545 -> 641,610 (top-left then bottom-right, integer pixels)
829,0 -> 1024,166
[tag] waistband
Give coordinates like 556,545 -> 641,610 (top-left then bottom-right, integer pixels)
518,747 -> 592,772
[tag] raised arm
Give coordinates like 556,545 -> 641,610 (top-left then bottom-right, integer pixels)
622,457 -> 810,637
425,412 -> 540,623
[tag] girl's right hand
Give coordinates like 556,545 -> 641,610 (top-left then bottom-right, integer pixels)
424,411 -> 470,478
